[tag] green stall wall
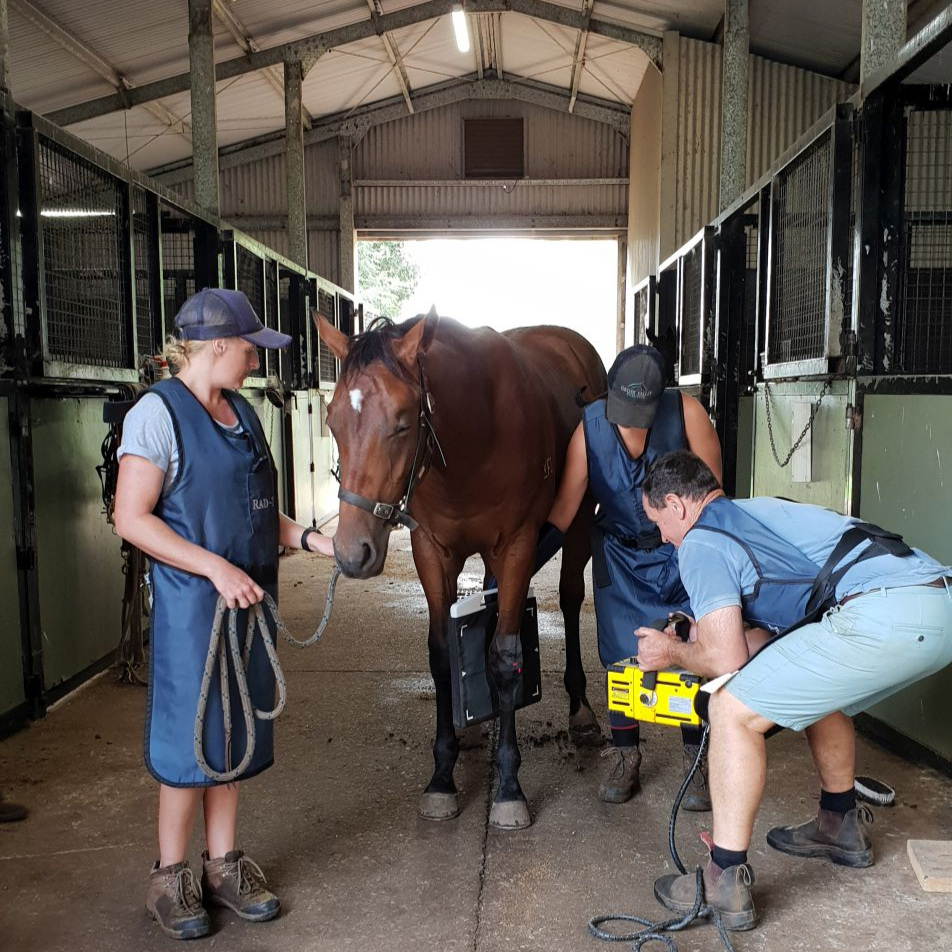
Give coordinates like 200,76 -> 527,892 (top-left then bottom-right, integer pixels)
751,379 -> 854,513
0,396 -> 25,713
859,393 -> 952,762
31,397 -> 126,689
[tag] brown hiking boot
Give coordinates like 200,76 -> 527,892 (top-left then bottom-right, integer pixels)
145,861 -> 210,940
202,850 -> 280,922
767,805 -> 874,868
680,744 -> 712,812
654,858 -> 757,932
0,795 -> 28,823
598,746 -> 642,803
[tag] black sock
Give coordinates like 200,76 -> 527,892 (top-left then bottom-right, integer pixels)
712,845 -> 748,870
680,724 -> 704,747
820,787 -> 856,814
608,711 -> 640,748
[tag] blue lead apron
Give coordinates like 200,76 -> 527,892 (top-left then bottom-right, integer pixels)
145,377 -> 279,787
584,391 -> 690,667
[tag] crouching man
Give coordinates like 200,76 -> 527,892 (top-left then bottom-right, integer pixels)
635,449 -> 952,931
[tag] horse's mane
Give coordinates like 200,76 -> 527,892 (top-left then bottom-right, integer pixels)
341,316 -> 424,386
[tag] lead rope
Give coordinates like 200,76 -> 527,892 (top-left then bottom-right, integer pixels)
589,726 -> 739,952
194,565 -> 343,782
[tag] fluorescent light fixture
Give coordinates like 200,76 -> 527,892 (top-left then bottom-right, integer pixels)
452,7 -> 470,54
41,209 -> 115,218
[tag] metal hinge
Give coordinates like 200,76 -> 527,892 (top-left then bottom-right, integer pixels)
845,404 -> 863,432
309,462 -> 315,472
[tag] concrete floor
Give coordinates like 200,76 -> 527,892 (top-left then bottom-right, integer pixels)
2,527 -> 951,952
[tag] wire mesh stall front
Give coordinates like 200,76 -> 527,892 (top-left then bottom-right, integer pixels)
131,187 -> 160,361
632,276 -> 655,347
36,136 -> 130,369
679,244 -> 703,378
160,203 -> 200,332
767,132 -> 833,366
234,243 -> 266,379
899,107 -> 952,374
314,285 -> 339,388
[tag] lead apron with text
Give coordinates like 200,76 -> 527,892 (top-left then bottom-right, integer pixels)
584,392 -> 691,667
146,377 -> 279,787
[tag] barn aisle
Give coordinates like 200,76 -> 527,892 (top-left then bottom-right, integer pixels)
1,527 -> 950,952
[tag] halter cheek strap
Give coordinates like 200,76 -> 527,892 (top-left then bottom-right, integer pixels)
337,360 -> 446,532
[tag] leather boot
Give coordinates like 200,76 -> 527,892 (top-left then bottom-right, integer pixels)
680,744 -> 712,812
767,805 -> 874,868
145,860 -> 210,940
598,746 -> 642,803
654,857 -> 757,931
202,850 -> 280,922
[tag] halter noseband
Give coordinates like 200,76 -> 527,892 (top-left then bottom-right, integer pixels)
337,361 -> 446,532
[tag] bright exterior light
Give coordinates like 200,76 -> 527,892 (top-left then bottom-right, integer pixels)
452,8 -> 470,54
40,209 -> 115,217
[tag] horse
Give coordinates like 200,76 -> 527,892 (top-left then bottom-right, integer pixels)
315,309 -> 607,830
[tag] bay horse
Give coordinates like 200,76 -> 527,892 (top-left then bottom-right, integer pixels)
315,309 -> 606,829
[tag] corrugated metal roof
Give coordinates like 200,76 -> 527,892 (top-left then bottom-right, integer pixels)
5,0 -> 870,173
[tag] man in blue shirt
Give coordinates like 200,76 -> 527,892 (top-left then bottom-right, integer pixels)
635,450 -> 952,932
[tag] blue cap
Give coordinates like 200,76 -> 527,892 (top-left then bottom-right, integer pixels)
174,288 -> 291,349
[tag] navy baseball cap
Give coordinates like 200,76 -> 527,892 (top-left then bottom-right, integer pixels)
605,344 -> 667,428
174,288 -> 291,349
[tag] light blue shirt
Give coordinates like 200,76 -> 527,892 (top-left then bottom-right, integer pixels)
679,497 -> 949,622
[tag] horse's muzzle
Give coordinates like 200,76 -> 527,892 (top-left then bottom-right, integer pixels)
333,535 -> 388,580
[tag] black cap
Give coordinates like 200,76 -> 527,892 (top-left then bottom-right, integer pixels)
174,288 -> 291,349
605,345 -> 667,428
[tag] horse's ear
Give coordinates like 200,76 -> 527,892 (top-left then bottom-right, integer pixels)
313,310 -> 349,360
393,312 -> 439,367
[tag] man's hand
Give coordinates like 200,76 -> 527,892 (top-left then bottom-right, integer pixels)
635,625 -> 677,672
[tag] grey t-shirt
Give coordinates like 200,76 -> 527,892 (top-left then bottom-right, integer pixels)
117,391 -> 242,494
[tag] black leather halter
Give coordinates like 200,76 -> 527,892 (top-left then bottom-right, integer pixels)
337,361 -> 446,532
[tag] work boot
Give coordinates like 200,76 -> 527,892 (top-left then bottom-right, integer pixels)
0,795 -> 28,822
680,744 -> 712,812
145,861 -> 210,940
654,857 -> 757,932
767,805 -> 874,868
598,746 -> 642,803
202,850 -> 280,922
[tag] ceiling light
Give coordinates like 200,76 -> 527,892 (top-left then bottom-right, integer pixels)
452,6 -> 470,54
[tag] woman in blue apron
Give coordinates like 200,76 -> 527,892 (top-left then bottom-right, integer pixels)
114,289 -> 334,941
546,344 -> 722,807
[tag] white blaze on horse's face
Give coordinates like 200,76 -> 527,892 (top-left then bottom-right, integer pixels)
349,388 -> 364,414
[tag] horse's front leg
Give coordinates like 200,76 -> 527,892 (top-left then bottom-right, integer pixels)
487,549 -> 533,830
561,495 -> 601,745
416,548 -> 465,821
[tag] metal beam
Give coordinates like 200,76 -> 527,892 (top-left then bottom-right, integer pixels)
47,0 -> 661,127
189,0 -> 219,213
150,73 -> 632,183
567,1 -> 592,113
366,0 -> 414,114
12,0 -> 190,138
338,136 -> 355,292
212,0 -> 315,129
285,59 -> 308,268
860,0 -> 906,85
719,0 -> 749,211
861,1 -> 952,97
227,213 -> 627,233
0,0 -> 10,92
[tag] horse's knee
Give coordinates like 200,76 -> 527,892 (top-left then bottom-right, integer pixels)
427,637 -> 450,683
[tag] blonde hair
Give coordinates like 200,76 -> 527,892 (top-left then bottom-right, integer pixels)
162,335 -> 209,374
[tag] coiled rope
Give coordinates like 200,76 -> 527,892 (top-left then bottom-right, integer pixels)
589,727 -> 739,952
194,564 -> 342,782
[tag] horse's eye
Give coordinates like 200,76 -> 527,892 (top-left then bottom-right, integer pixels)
393,423 -> 411,437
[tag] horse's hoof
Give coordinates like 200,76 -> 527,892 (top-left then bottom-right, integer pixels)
419,791 -> 459,821
569,706 -> 603,747
489,799 -> 531,830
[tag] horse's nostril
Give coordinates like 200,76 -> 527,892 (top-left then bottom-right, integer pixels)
359,542 -> 374,569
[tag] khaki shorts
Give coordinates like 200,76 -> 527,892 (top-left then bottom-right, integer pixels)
726,581 -> 952,732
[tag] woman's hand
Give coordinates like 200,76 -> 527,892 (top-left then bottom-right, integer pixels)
208,558 -> 265,609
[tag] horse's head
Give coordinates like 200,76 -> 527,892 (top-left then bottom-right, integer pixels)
315,310 -> 439,579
